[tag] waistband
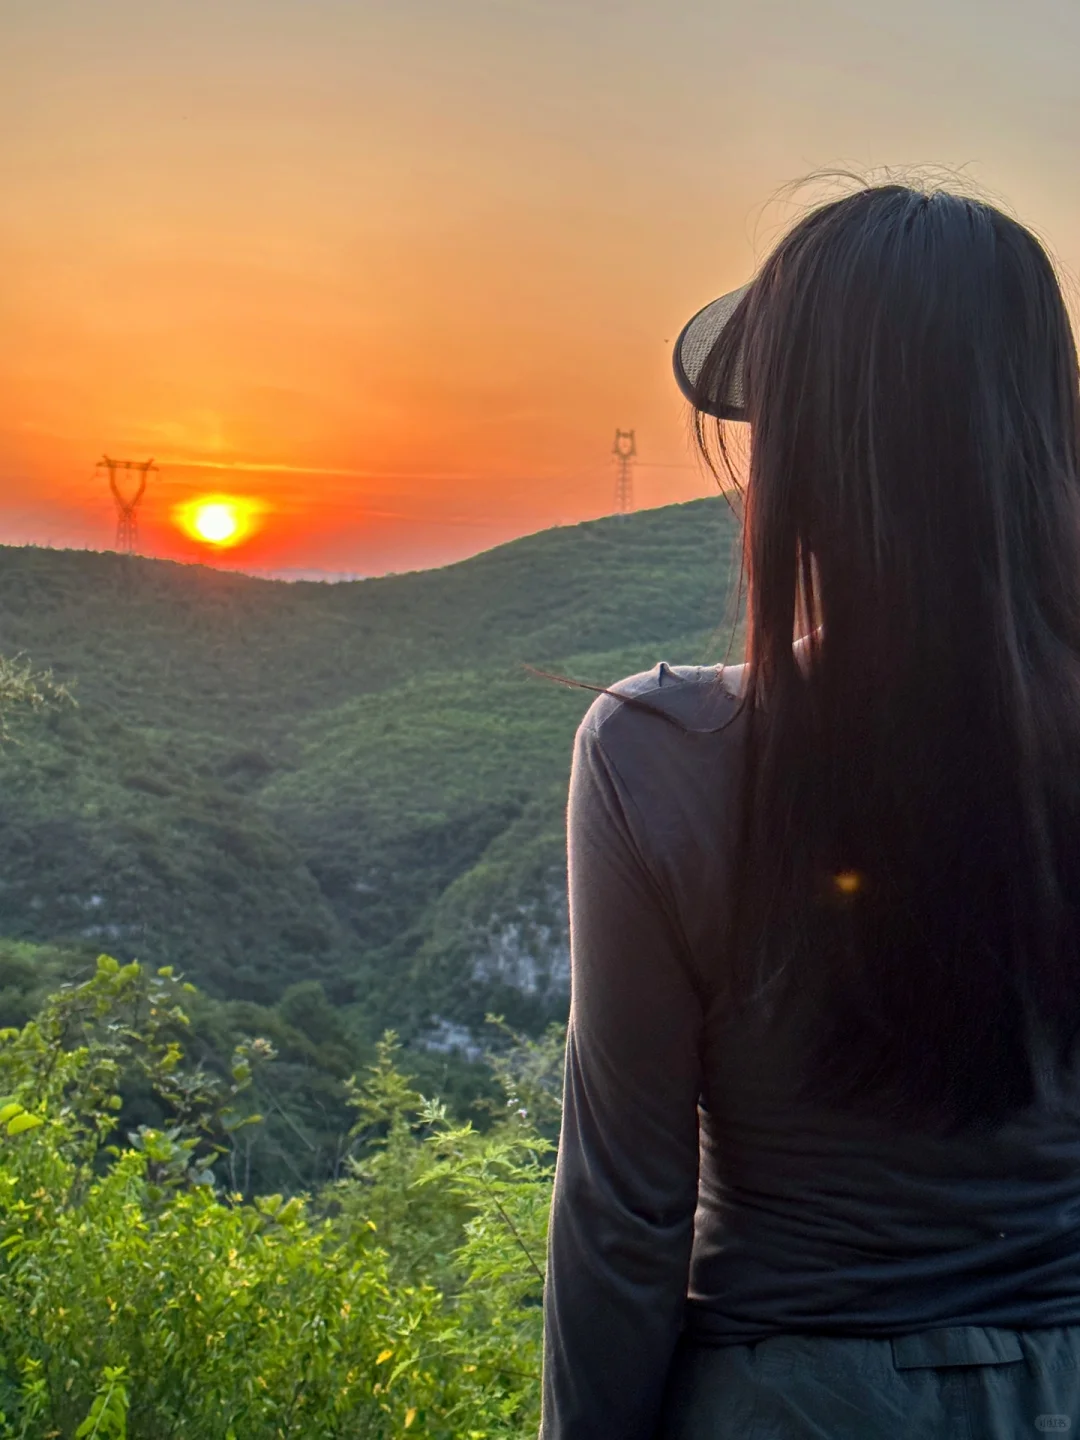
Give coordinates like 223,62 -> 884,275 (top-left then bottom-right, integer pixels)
681,1324 -> 1080,1380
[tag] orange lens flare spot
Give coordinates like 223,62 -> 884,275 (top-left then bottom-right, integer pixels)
172,494 -> 266,549
832,870 -> 863,896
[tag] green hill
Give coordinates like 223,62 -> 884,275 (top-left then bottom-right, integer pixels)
0,498 -> 741,1048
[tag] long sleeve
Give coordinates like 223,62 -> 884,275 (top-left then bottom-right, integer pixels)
540,708 -> 704,1440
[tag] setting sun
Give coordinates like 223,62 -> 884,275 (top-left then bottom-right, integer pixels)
172,494 -> 266,551
194,503 -> 239,544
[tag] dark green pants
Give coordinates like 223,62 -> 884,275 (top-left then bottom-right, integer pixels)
659,1326 -> 1080,1438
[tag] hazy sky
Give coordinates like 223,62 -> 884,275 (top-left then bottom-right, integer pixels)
4,0 -> 1080,574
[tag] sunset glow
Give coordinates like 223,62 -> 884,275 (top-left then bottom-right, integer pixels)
4,3 -> 1080,575
174,496 -> 264,550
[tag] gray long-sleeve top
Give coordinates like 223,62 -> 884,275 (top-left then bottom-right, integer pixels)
540,661 -> 1080,1439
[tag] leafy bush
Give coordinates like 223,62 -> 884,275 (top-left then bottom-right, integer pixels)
0,959 -> 557,1438
0,654 -> 71,743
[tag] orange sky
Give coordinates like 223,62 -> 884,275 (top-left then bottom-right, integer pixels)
4,0 -> 1080,576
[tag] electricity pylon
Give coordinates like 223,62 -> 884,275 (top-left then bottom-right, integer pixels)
97,456 -> 158,553
612,429 -> 636,515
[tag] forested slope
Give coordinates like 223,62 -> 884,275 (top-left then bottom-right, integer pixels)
0,498 -> 740,1048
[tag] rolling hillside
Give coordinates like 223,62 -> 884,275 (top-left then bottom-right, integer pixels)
0,498 -> 741,1050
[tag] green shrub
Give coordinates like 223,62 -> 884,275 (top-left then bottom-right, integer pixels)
0,959 -> 556,1438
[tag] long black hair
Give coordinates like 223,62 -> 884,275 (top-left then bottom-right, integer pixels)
695,183 -> 1080,1132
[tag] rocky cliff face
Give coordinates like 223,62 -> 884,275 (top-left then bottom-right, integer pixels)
468,885 -> 571,1004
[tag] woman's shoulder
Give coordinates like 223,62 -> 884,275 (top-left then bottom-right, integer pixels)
573,662 -> 746,891
580,660 -> 745,742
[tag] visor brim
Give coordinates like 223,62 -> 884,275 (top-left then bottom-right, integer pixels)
672,284 -> 751,421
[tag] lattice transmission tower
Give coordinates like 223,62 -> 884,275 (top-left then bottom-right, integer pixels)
97,456 -> 158,553
612,429 -> 636,515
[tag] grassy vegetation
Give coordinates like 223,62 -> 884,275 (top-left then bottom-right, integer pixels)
0,503 -> 744,1427
0,958 -> 560,1437
0,498 -> 742,1188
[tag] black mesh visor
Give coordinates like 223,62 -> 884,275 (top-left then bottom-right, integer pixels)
672,284 -> 750,421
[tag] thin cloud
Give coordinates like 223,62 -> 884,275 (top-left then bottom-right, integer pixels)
159,457 -> 481,482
